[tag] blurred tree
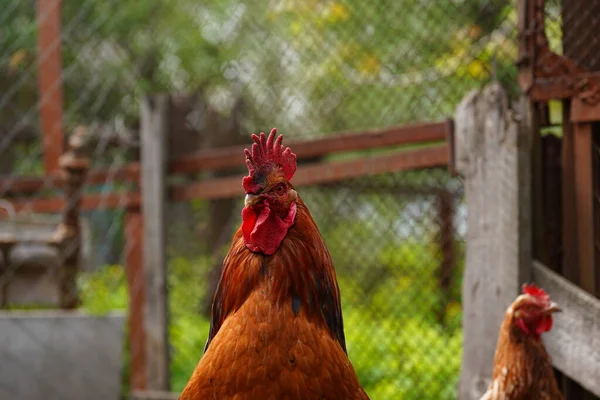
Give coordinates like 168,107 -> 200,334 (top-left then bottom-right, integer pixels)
2,0 -> 514,305
2,0 -> 519,150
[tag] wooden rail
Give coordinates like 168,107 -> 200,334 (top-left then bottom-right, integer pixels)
9,143 -> 448,213
172,144 -> 448,201
532,261 -> 600,396
0,121 -> 448,195
171,121 -> 449,173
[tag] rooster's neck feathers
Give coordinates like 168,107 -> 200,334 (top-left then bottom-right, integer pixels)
205,198 -> 347,354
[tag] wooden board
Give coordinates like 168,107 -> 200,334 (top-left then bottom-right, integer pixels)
0,121 -> 448,195
171,144 -> 449,202
533,261 -> 600,397
140,95 -> 170,391
455,84 -> 533,400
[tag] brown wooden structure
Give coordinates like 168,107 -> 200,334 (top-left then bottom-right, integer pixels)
458,2 -> 600,398
520,1 -> 600,397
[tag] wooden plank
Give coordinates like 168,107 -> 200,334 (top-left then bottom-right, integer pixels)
125,206 -> 147,391
8,143 -> 447,212
170,121 -> 448,174
532,261 -> 600,397
0,124 -> 445,195
0,164 -> 140,195
37,0 -> 64,174
0,122 -> 447,195
529,72 -> 600,102
0,175 -> 60,195
573,124 -> 595,294
9,143 -> 447,212
571,98 -> 600,123
454,84 -> 533,400
171,144 -> 449,202
11,192 -> 140,214
140,95 -> 170,391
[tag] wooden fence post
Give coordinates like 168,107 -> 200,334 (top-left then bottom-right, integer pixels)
454,83 -> 533,400
141,95 -> 171,391
436,188 -> 455,325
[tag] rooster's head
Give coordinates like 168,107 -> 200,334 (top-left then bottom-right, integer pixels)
241,128 -> 298,255
509,284 -> 561,338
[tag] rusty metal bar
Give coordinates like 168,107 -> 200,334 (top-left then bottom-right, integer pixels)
0,237 -> 17,308
37,0 -> 64,175
593,125 -> 600,297
125,204 -> 147,391
573,123 -> 595,294
52,126 -> 90,309
562,101 -> 580,283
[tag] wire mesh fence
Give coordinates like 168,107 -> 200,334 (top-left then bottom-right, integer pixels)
0,0 -> 518,399
543,0 -> 600,71
166,169 -> 466,398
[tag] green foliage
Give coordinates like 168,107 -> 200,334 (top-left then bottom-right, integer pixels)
79,264 -> 128,314
2,0 -> 518,142
168,255 -> 213,390
338,239 -> 463,398
79,265 -> 130,397
79,231 -> 463,399
345,308 -> 462,399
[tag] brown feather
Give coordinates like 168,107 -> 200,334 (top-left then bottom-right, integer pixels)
481,300 -> 563,400
181,196 -> 369,400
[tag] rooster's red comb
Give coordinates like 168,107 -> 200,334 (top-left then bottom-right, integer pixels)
242,128 -> 297,193
522,283 -> 550,305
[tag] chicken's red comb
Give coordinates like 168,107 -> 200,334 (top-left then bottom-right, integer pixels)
522,283 -> 550,305
242,128 -> 297,193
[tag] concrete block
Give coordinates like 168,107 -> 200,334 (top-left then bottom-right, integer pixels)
0,311 -> 125,400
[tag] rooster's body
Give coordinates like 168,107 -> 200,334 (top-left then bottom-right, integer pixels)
180,130 -> 368,400
480,284 -> 563,400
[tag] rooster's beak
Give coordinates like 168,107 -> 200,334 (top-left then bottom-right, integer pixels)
245,194 -> 260,207
545,301 -> 562,314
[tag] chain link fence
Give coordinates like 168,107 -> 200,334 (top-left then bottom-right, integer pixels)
167,169 -> 466,398
0,1 -> 518,399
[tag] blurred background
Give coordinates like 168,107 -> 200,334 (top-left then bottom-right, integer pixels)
0,0 -> 528,399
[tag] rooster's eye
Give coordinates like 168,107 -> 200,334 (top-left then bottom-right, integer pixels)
275,184 -> 286,195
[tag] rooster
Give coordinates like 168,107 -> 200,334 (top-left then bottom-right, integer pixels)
480,284 -> 563,400
180,129 -> 369,400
